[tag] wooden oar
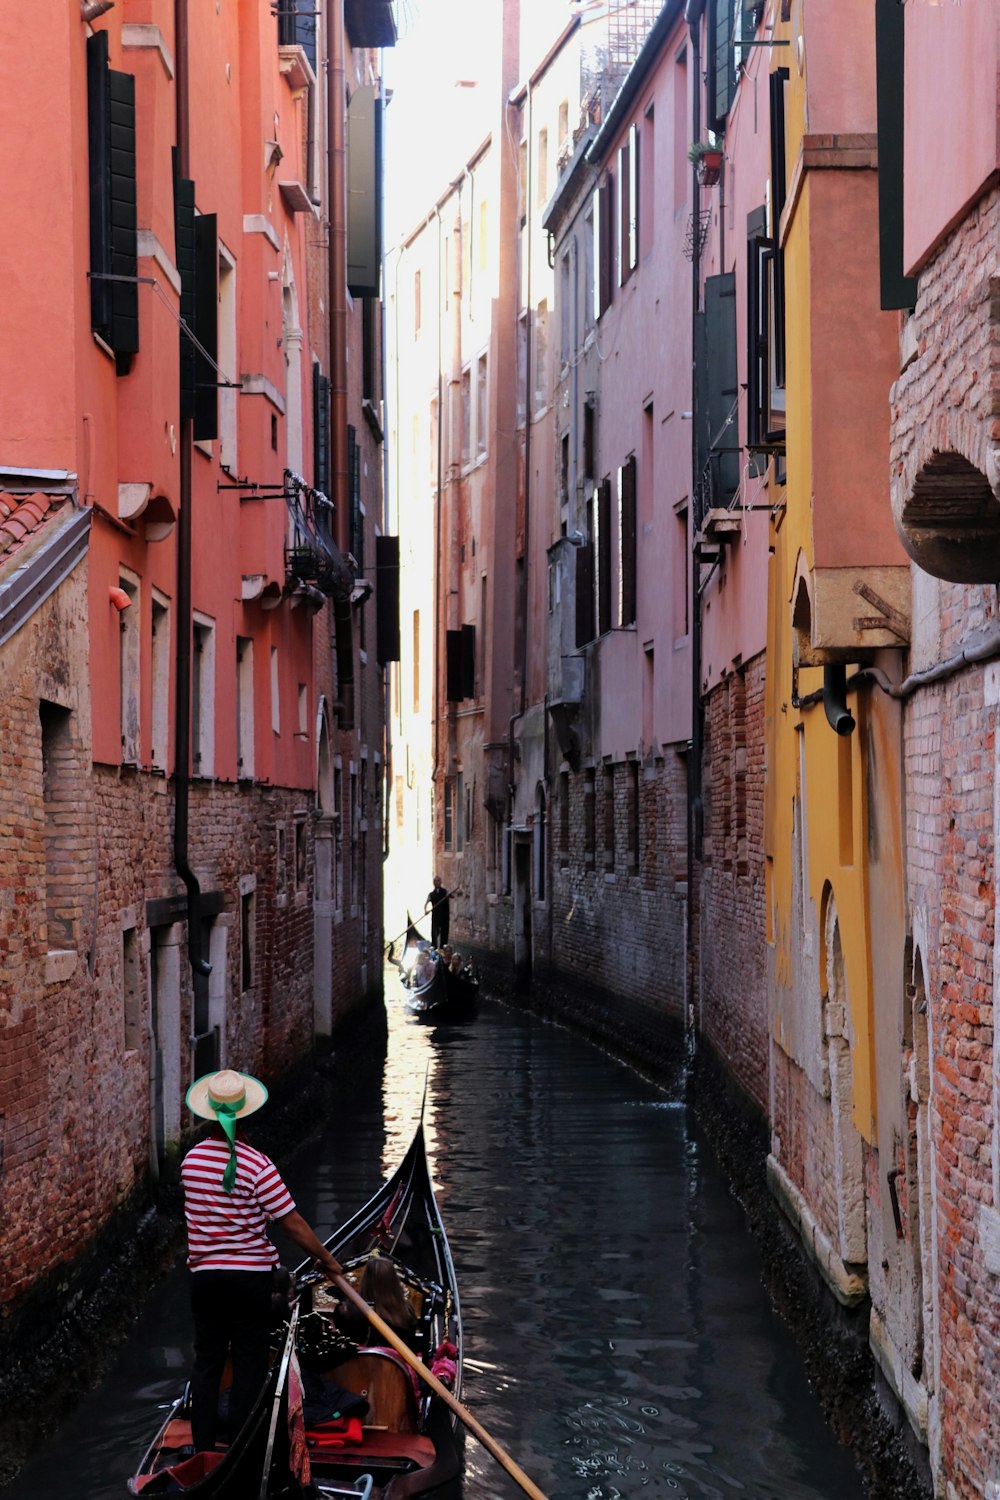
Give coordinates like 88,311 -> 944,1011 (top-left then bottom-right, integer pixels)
330,1272 -> 549,1500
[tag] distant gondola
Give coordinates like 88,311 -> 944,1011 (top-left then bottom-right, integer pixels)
391,917 -> 479,1021
127,1121 -> 462,1499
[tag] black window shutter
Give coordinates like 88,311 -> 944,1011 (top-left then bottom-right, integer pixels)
619,138 -> 630,285
109,68 -> 139,356
709,0 -> 735,134
599,175 -> 613,316
460,624 -> 476,699
621,455 -> 637,627
446,629 -> 463,702
375,535 -> 400,664
347,424 -> 362,570
598,477 -> 612,636
705,272 -> 740,506
583,398 -> 595,481
193,214 -> 218,441
874,0 -> 918,311
174,162 -> 197,421
575,541 -> 595,647
313,364 -> 331,497
87,33 -> 113,342
768,71 -> 788,387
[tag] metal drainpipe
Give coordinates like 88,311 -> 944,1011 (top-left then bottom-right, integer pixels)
685,0 -> 705,1030
381,74 -> 392,862
328,0 -> 354,730
173,0 -> 211,985
520,80 -> 534,718
431,206 -> 444,788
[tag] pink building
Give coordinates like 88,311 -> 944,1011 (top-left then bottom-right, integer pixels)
0,0 -> 391,1329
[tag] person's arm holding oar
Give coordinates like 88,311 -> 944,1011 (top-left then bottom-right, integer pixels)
330,1272 -> 549,1500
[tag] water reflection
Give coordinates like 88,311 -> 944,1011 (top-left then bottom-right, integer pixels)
5,976 -> 864,1500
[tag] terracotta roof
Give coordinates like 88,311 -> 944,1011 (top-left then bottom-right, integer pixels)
0,491 -> 65,564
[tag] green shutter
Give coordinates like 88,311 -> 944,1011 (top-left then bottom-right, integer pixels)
375,535 -> 400,665
174,163 -> 197,421
347,86 -> 383,298
875,0 -> 918,310
193,214 -> 218,441
109,68 -> 139,356
705,272 -> 740,506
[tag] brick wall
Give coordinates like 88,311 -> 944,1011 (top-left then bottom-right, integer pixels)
697,654 -> 769,1115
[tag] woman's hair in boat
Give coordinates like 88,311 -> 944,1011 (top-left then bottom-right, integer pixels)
360,1255 -> 417,1331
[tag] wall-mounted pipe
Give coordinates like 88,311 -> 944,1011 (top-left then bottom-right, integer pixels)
822,664 -> 856,736
173,0 -> 211,984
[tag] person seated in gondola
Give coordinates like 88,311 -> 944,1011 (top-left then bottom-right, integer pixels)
448,951 -> 464,975
333,1254 -> 419,1351
411,948 -> 437,988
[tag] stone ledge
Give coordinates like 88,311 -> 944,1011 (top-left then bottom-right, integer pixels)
767,1152 -> 869,1306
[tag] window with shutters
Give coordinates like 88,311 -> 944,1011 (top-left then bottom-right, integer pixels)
376,535 -> 401,665
702,272 -> 741,506
118,573 -> 140,765
87,32 -> 138,365
746,203 -> 786,453
313,362 -> 330,498
192,616 -> 216,777
618,125 -> 638,285
476,353 -> 488,458
575,493 -> 596,648
596,176 -> 614,317
236,636 -> 254,780
151,593 -> 170,772
446,626 -> 476,702
597,477 -> 612,636
618,455 -> 637,628
193,215 -> 219,441
218,249 -> 237,471
461,367 -> 472,465
444,780 -> 454,851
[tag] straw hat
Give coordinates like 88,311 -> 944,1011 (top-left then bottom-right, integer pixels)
186,1068 -> 268,1122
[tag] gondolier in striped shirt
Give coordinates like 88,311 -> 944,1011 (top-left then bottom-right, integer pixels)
181,1069 -> 343,1455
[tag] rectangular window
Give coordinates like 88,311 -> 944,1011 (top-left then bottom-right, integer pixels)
192,616 -> 215,777
558,100 -> 569,153
584,209 -> 595,331
276,824 -> 287,899
40,701 -> 80,952
561,432 -> 570,507
479,575 -> 488,700
298,683 -> 308,737
597,477 -> 612,635
604,766 -> 615,872
476,353 -> 488,457
626,761 -> 639,874
277,0 -> 317,66
747,230 -> 786,452
444,779 -> 454,851
584,767 -> 596,869
674,505 -> 689,639
575,510 -> 595,648
271,647 -> 281,734
534,300 -> 549,413
151,594 -> 170,772
597,176 -> 614,316
236,636 -> 254,779
618,455 -> 637,628
218,250 -> 238,472
349,770 -> 358,904
618,125 -> 638,283
118,574 -> 139,765
456,771 -> 465,853
123,924 -> 142,1052
295,818 -> 307,891
241,889 -> 255,991
461,367 -> 472,465
313,362 -> 330,498
560,254 -> 571,368
517,312 -> 528,426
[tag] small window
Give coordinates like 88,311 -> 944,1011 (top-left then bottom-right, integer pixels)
123,925 -> 142,1052
604,766 -> 615,872
295,819 -> 307,891
276,824 -> 287,897
151,594 -> 170,772
241,889 -> 255,991
444,780 -> 454,851
192,616 -> 216,777
476,353 -> 488,458
584,767 -> 596,869
118,574 -> 140,765
537,128 -> 548,207
271,647 -> 281,734
534,301 -> 549,413
298,683 -> 308,737
461,367 -> 472,465
626,761 -> 639,874
236,636 -> 254,778
456,772 -> 465,853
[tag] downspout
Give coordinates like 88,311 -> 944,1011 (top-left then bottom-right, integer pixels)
685,0 -> 705,1031
508,83 -> 534,841
381,72 -> 392,861
328,0 -> 354,729
173,0 -> 211,984
431,206 -> 444,787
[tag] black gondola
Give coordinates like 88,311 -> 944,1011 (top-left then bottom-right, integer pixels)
391,918 -> 479,1022
127,1122 -> 462,1499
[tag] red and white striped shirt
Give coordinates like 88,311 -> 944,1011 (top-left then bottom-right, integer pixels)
182,1137 -> 295,1272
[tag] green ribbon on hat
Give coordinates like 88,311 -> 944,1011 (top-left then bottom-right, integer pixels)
212,1096 -> 244,1194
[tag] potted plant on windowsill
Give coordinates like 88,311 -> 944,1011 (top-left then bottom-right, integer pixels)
688,139 -> 723,187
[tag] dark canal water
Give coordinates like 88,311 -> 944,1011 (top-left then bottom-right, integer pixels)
5,979 -> 865,1500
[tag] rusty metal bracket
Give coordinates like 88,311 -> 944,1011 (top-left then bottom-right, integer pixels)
852,580 -> 909,641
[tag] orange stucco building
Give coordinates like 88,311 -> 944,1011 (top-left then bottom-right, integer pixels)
0,0 -> 393,1330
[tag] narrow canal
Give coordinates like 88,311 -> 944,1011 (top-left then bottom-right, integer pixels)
5,980 -> 865,1499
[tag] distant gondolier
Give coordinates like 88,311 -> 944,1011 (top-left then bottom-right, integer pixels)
424,875 -> 454,948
